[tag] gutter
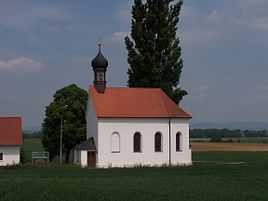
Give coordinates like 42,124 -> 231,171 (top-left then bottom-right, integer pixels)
169,118 -> 171,166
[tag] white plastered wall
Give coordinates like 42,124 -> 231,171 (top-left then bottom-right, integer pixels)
86,94 -> 98,148
96,118 -> 191,168
170,119 -> 192,165
74,149 -> 89,167
0,145 -> 20,166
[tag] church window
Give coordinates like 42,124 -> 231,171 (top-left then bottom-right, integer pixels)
0,153 -> 3,161
111,132 -> 120,153
155,132 -> 162,152
134,132 -> 142,152
176,132 -> 182,152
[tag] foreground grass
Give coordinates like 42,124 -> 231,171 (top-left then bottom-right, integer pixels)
1,152 -> 268,201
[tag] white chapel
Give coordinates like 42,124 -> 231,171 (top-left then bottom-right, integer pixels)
74,45 -> 192,168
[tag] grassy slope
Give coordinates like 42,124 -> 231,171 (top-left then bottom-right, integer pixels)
1,152 -> 268,201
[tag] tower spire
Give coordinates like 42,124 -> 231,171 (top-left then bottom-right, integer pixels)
91,41 -> 108,94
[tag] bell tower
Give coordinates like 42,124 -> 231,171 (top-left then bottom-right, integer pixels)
91,42 -> 108,93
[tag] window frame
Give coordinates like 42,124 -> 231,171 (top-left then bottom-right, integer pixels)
111,132 -> 120,153
133,132 -> 142,153
154,132 -> 163,152
176,132 -> 182,152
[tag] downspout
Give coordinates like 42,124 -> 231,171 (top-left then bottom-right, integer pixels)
169,118 -> 171,166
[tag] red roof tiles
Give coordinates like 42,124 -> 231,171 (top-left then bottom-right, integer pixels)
89,86 -> 191,118
0,117 -> 22,145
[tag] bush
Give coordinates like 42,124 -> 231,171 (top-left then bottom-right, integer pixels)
20,148 -> 27,164
210,137 -> 222,142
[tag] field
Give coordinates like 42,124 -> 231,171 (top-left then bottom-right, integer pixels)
1,137 -> 267,201
1,152 -> 268,201
22,138 -> 44,161
191,142 -> 268,152
190,137 -> 268,143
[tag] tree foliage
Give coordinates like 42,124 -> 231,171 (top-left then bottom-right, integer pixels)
42,84 -> 87,162
125,0 -> 187,104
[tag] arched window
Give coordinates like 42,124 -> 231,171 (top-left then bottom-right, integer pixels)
133,132 -> 141,152
176,132 -> 182,152
111,132 -> 120,153
155,132 -> 162,152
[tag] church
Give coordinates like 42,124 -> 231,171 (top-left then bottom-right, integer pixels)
74,44 -> 192,168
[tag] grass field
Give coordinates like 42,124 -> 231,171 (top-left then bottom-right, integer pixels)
21,138 -> 44,162
1,152 -> 268,200
5,137 -> 266,201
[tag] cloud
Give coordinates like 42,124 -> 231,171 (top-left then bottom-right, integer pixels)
181,0 -> 268,47
0,57 -> 42,72
0,2 -> 70,31
105,31 -> 129,43
232,0 -> 268,31
254,84 -> 268,92
116,1 -> 132,25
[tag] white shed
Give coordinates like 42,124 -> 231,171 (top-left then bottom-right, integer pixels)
0,117 -> 22,166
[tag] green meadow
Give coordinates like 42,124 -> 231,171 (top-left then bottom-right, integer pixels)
1,151 -> 268,201
2,137 -> 266,201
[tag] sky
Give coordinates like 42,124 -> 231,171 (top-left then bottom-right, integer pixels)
0,0 -> 268,129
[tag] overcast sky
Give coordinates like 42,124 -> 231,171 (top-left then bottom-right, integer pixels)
0,0 -> 268,128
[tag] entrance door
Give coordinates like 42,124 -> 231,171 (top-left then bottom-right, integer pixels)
87,151 -> 96,167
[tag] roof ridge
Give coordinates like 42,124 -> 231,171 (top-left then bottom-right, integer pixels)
89,86 -> 162,90
159,89 -> 175,117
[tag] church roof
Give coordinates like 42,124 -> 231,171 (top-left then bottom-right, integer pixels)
89,86 -> 191,118
0,117 -> 22,145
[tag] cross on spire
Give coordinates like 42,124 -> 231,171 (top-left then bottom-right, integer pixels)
98,37 -> 102,52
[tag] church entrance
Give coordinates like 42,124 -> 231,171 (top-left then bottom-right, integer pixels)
87,151 -> 96,167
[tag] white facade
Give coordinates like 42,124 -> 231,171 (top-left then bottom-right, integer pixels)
88,118 -> 191,168
81,96 -> 192,168
0,145 -> 20,166
74,149 -> 88,167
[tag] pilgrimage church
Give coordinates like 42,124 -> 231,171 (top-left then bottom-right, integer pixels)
74,44 -> 192,168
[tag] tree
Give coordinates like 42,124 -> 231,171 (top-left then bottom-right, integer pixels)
125,0 -> 187,104
42,84 -> 87,162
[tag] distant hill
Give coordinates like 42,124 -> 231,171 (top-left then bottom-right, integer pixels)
191,122 -> 268,130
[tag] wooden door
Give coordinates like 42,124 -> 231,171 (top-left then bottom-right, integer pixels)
87,151 -> 96,167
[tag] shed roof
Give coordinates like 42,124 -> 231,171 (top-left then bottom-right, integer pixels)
74,137 -> 96,150
89,86 -> 191,118
0,117 -> 22,145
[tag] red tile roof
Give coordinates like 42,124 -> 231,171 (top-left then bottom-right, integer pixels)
0,117 -> 22,145
89,86 -> 191,118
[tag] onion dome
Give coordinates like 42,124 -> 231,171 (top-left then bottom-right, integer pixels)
91,42 -> 108,69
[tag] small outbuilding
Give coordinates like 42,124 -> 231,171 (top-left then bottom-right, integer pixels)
0,117 -> 22,166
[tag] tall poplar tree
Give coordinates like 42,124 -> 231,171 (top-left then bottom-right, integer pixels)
125,0 -> 187,104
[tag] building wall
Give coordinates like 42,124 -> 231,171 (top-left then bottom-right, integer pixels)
86,94 -> 98,148
170,119 -> 192,165
73,149 -> 88,167
97,118 -> 191,168
0,145 -> 20,166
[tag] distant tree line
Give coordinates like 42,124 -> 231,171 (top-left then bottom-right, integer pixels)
190,129 -> 268,138
23,131 -> 43,139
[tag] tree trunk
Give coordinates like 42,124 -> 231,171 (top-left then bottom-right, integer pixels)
65,149 -> 71,163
